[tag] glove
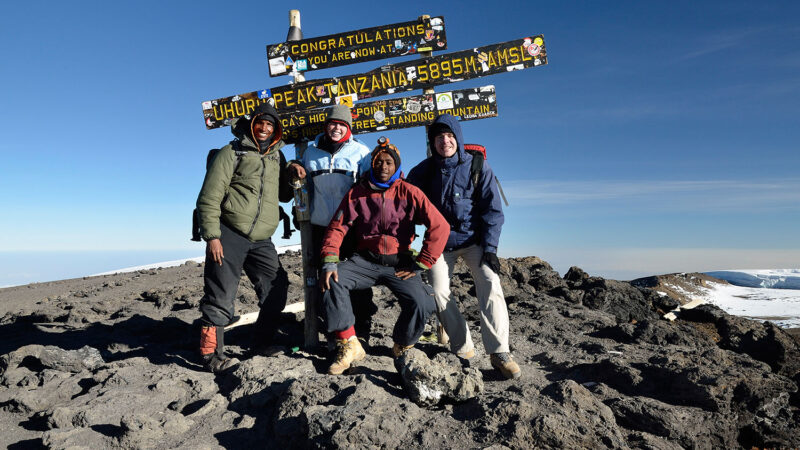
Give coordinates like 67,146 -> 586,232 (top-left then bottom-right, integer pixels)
482,252 -> 501,274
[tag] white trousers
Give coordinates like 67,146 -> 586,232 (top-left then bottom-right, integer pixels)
429,245 -> 510,354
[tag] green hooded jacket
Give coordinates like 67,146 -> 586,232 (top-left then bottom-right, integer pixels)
196,103 -> 293,242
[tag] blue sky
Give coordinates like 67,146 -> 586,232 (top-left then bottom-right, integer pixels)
1,0 -> 799,283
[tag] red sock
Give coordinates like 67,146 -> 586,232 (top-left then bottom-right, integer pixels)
335,326 -> 355,340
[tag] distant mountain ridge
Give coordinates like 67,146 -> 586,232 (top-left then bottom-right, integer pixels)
706,269 -> 800,289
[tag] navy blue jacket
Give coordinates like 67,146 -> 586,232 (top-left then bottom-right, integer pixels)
406,115 -> 504,253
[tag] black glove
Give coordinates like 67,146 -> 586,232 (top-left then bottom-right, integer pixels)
482,252 -> 501,274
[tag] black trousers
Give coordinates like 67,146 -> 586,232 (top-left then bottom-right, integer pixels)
199,222 -> 288,343
324,255 -> 435,346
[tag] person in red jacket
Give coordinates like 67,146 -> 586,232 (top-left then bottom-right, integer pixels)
320,137 -> 450,375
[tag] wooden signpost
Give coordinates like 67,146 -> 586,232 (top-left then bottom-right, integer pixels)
267,16 -> 446,76
200,11 -> 548,348
202,35 -> 547,129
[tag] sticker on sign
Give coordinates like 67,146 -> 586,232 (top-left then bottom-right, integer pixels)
436,92 -> 454,110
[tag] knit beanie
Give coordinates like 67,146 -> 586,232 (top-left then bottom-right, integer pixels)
325,104 -> 353,129
370,136 -> 401,168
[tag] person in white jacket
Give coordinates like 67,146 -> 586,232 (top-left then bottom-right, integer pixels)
288,105 -> 377,342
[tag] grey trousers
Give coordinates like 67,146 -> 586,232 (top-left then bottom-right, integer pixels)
323,255 -> 435,346
429,245 -> 510,354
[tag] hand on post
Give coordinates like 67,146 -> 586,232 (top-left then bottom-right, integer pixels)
288,163 -> 307,180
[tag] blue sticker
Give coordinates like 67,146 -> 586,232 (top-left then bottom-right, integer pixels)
295,59 -> 308,71
258,89 -> 272,99
285,56 -> 294,66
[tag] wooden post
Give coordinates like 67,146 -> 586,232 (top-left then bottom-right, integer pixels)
287,9 -> 319,348
418,14 -> 449,346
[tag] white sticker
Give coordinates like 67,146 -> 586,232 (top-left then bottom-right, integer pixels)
269,57 -> 286,75
374,110 -> 386,123
407,100 -> 421,114
202,101 -> 212,110
436,92 -> 454,110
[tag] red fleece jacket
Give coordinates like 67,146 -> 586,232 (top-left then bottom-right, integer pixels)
321,177 -> 449,269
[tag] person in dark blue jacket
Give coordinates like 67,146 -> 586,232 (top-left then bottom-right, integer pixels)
406,114 -> 521,379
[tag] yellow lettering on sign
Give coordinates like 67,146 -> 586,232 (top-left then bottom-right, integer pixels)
272,92 -> 283,109
496,48 -> 510,66
509,46 -> 521,64
345,78 -> 357,95
245,99 -> 255,113
374,31 -> 382,41
283,90 -> 295,108
357,76 -> 369,93
429,62 -> 440,80
487,51 -> 498,68
223,103 -> 235,119
464,55 -> 478,73
213,105 -> 225,121
452,58 -> 464,75
234,101 -> 246,116
520,44 -> 533,61
418,64 -> 428,82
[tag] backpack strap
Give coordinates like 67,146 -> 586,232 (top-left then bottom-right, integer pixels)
464,144 -> 509,207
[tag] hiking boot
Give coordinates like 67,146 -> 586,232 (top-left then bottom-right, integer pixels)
392,342 -> 414,358
328,336 -> 366,375
437,322 -> 450,345
203,354 -> 240,374
200,325 -> 239,374
491,353 -> 521,379
457,348 -> 476,360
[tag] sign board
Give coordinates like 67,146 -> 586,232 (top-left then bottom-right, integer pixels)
279,85 -> 497,143
267,16 -> 447,76
202,35 -> 547,129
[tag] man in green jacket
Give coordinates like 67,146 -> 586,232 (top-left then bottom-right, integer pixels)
195,102 -> 293,373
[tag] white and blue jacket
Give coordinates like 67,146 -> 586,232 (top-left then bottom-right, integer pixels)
296,134 -> 372,227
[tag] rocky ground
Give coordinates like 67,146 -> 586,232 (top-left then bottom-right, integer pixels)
0,252 -> 798,449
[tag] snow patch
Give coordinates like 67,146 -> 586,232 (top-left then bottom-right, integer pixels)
91,244 -> 302,276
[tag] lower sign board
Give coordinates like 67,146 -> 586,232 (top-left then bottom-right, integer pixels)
278,85 -> 497,143
202,35 -> 546,129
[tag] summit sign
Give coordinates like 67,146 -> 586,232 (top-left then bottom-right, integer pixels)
266,16 -> 446,76
203,35 -> 547,128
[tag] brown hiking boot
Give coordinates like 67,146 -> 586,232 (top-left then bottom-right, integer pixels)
457,348 -> 476,360
491,353 -> 521,379
392,342 -> 414,358
328,336 -> 366,375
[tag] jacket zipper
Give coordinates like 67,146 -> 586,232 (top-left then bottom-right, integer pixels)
248,157 -> 266,236
380,191 -> 386,255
